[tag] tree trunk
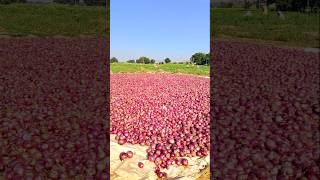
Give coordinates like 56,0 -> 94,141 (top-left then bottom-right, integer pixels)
261,0 -> 268,15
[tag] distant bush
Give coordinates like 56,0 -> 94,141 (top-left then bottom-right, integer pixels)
269,3 -> 277,11
276,1 -> 291,11
150,59 -> 155,64
273,0 -> 319,12
164,58 -> 171,64
220,2 -> 233,8
83,0 -> 105,6
127,60 -> 135,63
52,0 -> 105,5
243,1 -> 253,9
0,0 -> 25,4
110,57 -> 118,63
53,0 -> 75,4
312,7 -> 319,13
0,0 -> 105,5
136,57 -> 151,64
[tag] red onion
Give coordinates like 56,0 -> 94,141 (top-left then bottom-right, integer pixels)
138,162 -> 144,168
118,139 -> 126,145
157,171 -> 167,178
127,151 -> 133,158
148,155 -> 156,162
181,158 -> 188,166
119,152 -> 128,161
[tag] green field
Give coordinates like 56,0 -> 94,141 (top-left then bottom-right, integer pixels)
212,8 -> 320,48
110,63 -> 210,76
0,3 -> 107,37
1,4 -> 318,47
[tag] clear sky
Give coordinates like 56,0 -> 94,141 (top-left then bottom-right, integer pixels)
110,0 -> 209,62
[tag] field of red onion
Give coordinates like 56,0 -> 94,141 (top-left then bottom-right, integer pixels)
0,38 -> 109,179
110,74 -> 210,178
211,41 -> 320,179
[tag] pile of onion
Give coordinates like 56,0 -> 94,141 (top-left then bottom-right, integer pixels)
210,41 -> 319,179
111,74 -> 210,177
0,38 -> 109,179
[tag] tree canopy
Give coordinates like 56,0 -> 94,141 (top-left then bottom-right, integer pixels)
190,53 -> 210,65
164,58 -> 171,64
110,57 -> 118,63
136,57 -> 150,64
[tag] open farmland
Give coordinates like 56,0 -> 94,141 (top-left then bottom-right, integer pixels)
110,73 -> 210,179
0,4 -> 107,37
211,40 -> 319,179
211,8 -> 320,48
110,63 -> 210,76
0,37 -> 109,179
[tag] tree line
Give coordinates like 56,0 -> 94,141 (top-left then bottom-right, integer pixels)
268,0 -> 319,12
111,52 -> 210,65
110,57 -> 168,64
212,0 -> 319,13
0,0 -> 106,6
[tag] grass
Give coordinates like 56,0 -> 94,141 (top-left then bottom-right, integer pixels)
110,63 -> 210,76
0,3 -> 107,37
2,4 -> 318,48
211,8 -> 320,48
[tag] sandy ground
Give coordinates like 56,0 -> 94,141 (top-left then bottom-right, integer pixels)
110,135 -> 210,180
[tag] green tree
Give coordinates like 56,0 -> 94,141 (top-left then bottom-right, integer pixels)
244,0 -> 253,9
136,57 -> 150,64
84,0 -> 106,6
0,0 -> 25,4
144,58 -> 151,64
190,53 -> 209,65
273,0 -> 317,12
164,58 -> 171,64
205,53 -> 210,65
110,57 -> 118,63
150,59 -> 156,64
127,60 -> 135,63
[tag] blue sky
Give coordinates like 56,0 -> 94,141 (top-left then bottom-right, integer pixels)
110,0 -> 209,62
